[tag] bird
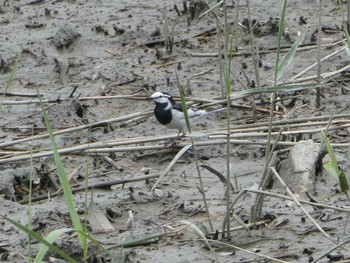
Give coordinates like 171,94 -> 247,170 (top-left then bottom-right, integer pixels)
149,91 -> 207,134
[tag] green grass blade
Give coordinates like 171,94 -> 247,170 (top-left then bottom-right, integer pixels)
178,78 -> 191,133
321,130 -> 339,175
338,0 -> 350,52
180,220 -> 218,261
276,32 -> 305,80
340,171 -> 350,193
151,144 -> 192,191
274,0 -> 287,81
37,90 -> 87,254
75,230 -> 118,262
28,135 -> 35,261
35,228 -> 74,263
0,214 -> 77,263
0,54 -> 20,116
323,162 -> 340,181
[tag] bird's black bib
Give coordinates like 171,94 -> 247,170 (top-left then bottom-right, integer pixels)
154,103 -> 172,125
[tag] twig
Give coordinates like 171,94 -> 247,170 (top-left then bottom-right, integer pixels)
210,220 -> 269,236
228,119 -> 350,133
316,0 -> 323,108
224,186 -> 350,238
247,188 -> 350,213
19,174 -> 159,204
191,40 -> 344,58
0,92 -> 41,97
311,239 -> 350,263
251,129 -> 283,225
246,0 -> 262,110
270,167 -> 337,243
283,64 -> 350,84
176,71 -> 214,232
2,137 -> 350,165
228,113 -> 350,130
206,239 -> 288,263
212,122 -> 350,139
100,154 -> 123,171
0,111 -> 152,148
289,46 -> 345,81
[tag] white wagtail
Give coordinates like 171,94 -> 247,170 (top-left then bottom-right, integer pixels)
149,91 -> 206,134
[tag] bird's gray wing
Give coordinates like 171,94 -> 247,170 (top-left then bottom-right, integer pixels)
173,102 -> 184,112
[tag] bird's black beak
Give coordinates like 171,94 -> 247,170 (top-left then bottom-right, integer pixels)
147,96 -> 153,101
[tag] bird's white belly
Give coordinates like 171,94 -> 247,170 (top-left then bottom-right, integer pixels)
165,108 -> 207,130
165,109 -> 186,130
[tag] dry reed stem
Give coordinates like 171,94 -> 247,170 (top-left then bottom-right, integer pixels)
270,167 -> 336,244
289,46 -> 345,81
223,186 -> 350,238
283,63 -> 350,84
247,188 -> 350,213
206,239 -> 288,263
212,122 -> 350,139
311,239 -> 350,263
191,39 -> 346,58
19,174 -> 160,204
228,119 -> 350,133
1,137 -> 350,165
228,113 -> 350,129
0,111 -> 152,148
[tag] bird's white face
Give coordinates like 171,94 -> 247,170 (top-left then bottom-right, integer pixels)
150,92 -> 172,104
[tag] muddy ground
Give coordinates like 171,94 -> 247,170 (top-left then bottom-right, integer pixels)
1,0 -> 350,262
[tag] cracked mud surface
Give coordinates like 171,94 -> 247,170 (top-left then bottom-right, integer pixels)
1,0 -> 350,262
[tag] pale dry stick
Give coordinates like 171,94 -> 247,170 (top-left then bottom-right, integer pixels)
118,115 -> 150,127
288,46 -> 345,81
92,139 -> 350,150
3,138 -> 350,165
191,42 -> 338,58
19,173 -> 160,204
212,220 -> 269,236
54,165 -> 83,194
323,63 -> 350,79
152,59 -> 184,69
247,188 -> 350,213
288,64 -> 350,84
225,187 -> 350,236
246,0 -> 262,111
270,167 -> 337,244
251,129 -> 283,225
222,186 -> 246,237
205,239 -> 287,263
215,8 -> 224,98
197,100 -> 282,115
228,113 -> 350,130
191,68 -> 214,78
311,239 -> 350,263
1,94 -> 140,105
0,111 -> 152,148
100,154 -> 123,171
316,0 -> 323,108
194,250 -> 215,262
0,134 -> 180,162
228,119 -> 350,134
198,0 -> 223,19
222,0 -> 232,238
212,122 -> 350,139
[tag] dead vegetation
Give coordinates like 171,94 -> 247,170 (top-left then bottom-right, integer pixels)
1,0 -> 350,262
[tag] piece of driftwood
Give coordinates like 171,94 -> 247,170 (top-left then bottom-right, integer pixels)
278,140 -> 321,198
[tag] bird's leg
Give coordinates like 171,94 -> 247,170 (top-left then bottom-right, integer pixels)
176,129 -> 184,140
164,130 -> 184,148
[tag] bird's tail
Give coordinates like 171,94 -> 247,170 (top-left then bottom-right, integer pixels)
188,109 -> 207,117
